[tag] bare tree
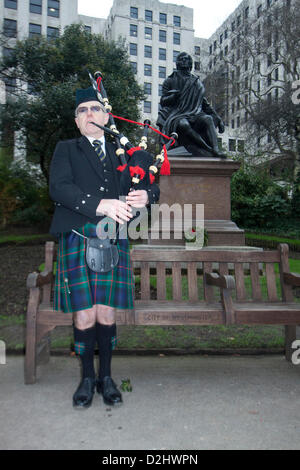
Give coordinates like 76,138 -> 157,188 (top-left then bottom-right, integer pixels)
204,0 -> 300,181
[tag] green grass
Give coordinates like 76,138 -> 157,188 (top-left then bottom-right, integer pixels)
246,232 -> 300,246
0,234 -> 51,245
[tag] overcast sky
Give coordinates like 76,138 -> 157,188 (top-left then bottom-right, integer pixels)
77,0 -> 242,38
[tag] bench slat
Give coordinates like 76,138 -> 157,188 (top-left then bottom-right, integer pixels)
141,262 -> 150,300
203,262 -> 215,302
219,262 -> 229,276
156,262 -> 166,300
265,263 -> 279,301
131,249 -> 280,263
235,302 -> 300,325
172,262 -> 182,301
187,262 -> 198,301
250,263 -> 262,301
134,300 -> 224,325
234,263 -> 246,301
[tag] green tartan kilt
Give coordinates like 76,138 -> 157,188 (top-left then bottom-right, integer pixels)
54,223 -> 134,313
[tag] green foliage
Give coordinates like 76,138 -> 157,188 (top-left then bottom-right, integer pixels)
0,159 -> 52,228
0,24 -> 144,181
231,158 -> 293,229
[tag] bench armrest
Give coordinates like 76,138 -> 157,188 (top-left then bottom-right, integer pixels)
205,272 -> 236,290
26,270 -> 54,289
283,272 -> 300,287
204,272 -> 236,325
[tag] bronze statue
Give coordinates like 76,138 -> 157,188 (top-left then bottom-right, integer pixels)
157,52 -> 226,158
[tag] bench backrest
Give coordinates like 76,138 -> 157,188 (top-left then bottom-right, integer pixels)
44,242 -> 294,304
131,244 -> 294,303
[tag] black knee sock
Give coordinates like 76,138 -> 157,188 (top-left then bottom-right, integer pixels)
96,323 -> 117,380
73,325 -> 96,379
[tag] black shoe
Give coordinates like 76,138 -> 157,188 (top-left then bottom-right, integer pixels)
96,376 -> 123,406
73,377 -> 95,408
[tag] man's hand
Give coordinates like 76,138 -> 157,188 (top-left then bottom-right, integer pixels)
126,189 -> 149,208
96,199 -> 133,224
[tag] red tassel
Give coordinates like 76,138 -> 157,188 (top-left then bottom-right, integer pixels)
129,165 -> 145,180
117,164 -> 127,172
160,145 -> 171,176
126,146 -> 142,157
149,173 -> 155,184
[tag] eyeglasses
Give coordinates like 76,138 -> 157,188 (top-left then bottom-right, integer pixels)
76,105 -> 105,115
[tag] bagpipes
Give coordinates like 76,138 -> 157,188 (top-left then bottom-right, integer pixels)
88,71 -> 177,195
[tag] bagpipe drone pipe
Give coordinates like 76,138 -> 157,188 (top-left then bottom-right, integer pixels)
88,71 -> 177,197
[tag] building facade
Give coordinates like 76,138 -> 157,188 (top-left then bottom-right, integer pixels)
206,0 -> 295,157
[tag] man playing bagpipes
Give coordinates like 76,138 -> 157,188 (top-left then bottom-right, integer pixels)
49,85 -> 160,409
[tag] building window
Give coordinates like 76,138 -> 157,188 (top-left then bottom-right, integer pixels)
144,64 -> 152,76
5,0 -> 17,9
173,50 -> 180,63
29,23 -> 41,37
3,47 -> 13,58
145,10 -> 152,22
130,62 -> 137,74
84,25 -> 91,33
144,82 -> 152,95
48,0 -> 59,18
145,27 -> 152,40
130,24 -> 138,37
257,4 -> 262,18
160,13 -> 167,24
159,30 -> 166,42
159,48 -> 166,60
173,32 -> 180,45
130,6 -> 138,19
30,0 -> 42,14
4,76 -> 16,94
194,62 -> 200,71
237,140 -> 245,152
159,66 -> 166,78
4,19 -> 17,37
158,84 -> 163,96
195,46 -> 200,55
173,15 -> 181,27
47,26 -> 59,40
229,139 -> 236,151
144,101 -> 151,113
130,43 -> 137,56
231,119 -> 235,129
144,45 -> 152,58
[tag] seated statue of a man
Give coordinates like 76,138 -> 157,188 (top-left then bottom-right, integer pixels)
157,52 -> 226,158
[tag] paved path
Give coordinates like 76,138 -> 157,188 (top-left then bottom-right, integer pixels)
0,354 -> 300,450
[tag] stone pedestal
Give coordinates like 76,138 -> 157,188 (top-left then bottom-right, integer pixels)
148,155 -> 245,246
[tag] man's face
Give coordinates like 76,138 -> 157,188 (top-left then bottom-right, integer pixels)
75,100 -> 109,138
176,53 -> 192,71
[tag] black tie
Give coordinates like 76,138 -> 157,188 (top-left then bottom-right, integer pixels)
93,140 -> 106,162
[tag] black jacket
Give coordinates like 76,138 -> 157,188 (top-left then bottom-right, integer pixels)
49,136 -> 160,235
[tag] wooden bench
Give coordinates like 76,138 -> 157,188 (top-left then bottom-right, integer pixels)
25,241 -> 300,384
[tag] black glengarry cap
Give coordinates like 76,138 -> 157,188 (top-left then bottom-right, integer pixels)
75,86 -> 99,108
